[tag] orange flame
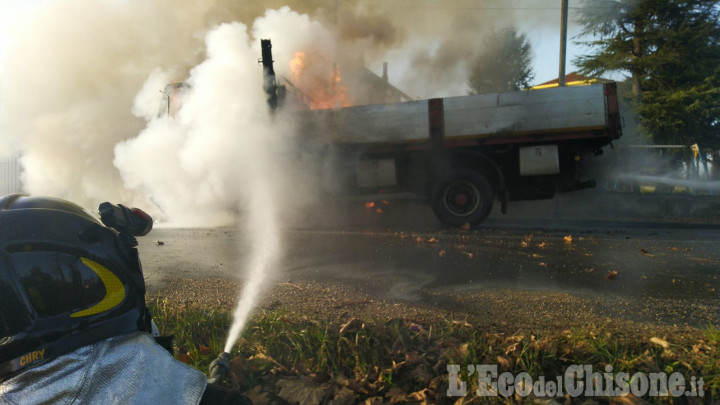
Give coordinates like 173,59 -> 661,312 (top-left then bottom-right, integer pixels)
289,52 -> 305,83
288,51 -> 350,110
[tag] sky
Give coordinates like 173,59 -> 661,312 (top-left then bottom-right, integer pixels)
360,0 -> 591,86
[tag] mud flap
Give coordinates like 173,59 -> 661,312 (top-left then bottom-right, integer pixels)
500,189 -> 509,214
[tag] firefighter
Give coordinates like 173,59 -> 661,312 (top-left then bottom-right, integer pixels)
0,194 -> 250,404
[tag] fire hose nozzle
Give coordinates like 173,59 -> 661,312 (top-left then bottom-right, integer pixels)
207,352 -> 231,385
98,202 -> 153,236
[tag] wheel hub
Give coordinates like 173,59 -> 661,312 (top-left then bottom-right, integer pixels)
454,193 -> 469,206
443,180 -> 482,217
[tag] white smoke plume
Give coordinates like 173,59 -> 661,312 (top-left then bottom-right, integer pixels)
115,9 -> 336,346
0,0 -> 228,211
121,19 -> 287,347
113,7 -> 333,226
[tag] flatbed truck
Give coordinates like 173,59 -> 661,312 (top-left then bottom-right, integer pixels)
260,40 -> 623,227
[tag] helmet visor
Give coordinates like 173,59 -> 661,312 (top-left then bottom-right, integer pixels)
8,252 -> 122,320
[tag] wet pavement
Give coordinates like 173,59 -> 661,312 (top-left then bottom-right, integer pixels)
137,199 -> 720,329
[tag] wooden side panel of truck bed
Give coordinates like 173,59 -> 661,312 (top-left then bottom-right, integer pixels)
295,84 -> 610,145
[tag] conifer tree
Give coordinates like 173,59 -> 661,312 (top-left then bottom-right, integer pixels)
574,0 -> 720,147
468,27 -> 534,94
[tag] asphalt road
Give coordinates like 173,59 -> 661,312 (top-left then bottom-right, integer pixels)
137,198 -> 720,330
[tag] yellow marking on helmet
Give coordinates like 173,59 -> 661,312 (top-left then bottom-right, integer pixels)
70,258 -> 125,318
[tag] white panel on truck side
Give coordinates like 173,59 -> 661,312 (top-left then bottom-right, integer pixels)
356,158 -> 397,187
519,144 -> 560,176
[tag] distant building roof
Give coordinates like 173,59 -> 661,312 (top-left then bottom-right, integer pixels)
344,63 -> 414,105
530,72 -> 609,90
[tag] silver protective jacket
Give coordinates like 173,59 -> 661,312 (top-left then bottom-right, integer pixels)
0,332 -> 207,404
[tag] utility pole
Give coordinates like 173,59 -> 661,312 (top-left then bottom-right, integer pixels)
334,0 -> 338,25
333,0 -> 339,105
558,0 -> 569,86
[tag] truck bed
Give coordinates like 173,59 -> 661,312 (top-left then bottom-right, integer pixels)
295,84 -> 613,145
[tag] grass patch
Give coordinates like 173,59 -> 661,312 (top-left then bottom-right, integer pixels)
148,299 -> 719,403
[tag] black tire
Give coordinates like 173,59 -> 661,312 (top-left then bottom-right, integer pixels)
430,169 -> 494,228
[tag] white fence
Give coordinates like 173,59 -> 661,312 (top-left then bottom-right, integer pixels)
0,155 -> 22,195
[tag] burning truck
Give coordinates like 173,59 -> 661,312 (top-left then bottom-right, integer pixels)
163,40 -> 623,228
264,40 -> 623,227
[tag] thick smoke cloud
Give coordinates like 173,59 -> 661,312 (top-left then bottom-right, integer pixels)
115,7 -> 327,225
0,0 -> 232,212
0,0 -> 563,223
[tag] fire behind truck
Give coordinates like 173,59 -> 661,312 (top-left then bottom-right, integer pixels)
259,40 -> 622,227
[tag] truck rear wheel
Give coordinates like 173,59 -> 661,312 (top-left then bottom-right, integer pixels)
430,169 -> 494,228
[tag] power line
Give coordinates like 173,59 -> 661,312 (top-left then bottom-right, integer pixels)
352,2 -> 615,11
356,5 -> 610,10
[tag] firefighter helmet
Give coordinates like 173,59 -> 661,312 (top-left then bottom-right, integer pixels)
0,194 -> 152,378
